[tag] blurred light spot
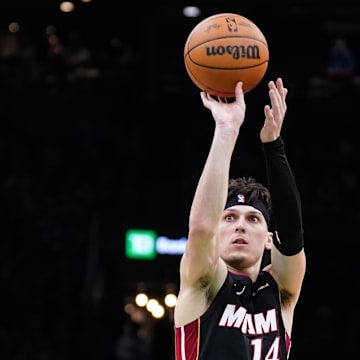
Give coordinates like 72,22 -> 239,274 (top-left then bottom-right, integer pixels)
9,22 -> 20,33
183,6 -> 201,17
135,293 -> 148,307
60,1 -> 75,13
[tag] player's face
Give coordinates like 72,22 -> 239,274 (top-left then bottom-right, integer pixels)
219,205 -> 271,266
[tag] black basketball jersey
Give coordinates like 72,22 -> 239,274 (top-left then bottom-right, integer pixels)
174,271 -> 291,360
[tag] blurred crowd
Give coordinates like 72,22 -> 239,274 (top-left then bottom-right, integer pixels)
1,22 -> 360,360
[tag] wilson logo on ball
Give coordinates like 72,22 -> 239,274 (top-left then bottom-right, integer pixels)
184,13 -> 269,97
205,45 -> 261,60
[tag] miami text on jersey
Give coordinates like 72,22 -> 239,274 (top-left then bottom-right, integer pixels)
218,304 -> 278,335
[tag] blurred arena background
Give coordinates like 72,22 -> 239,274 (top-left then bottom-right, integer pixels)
1,0 -> 360,359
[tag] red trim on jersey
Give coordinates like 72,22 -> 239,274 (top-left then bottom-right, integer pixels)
285,331 -> 292,356
175,318 -> 200,360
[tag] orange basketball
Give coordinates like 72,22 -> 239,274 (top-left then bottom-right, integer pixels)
184,13 -> 269,97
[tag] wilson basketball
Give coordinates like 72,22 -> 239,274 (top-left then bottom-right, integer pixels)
184,13 -> 269,97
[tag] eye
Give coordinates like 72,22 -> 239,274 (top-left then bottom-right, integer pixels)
248,214 -> 260,222
225,214 -> 234,221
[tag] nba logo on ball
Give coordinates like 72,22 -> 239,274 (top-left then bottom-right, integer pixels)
184,13 -> 269,98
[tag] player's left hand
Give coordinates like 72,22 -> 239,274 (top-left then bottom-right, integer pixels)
260,78 -> 288,143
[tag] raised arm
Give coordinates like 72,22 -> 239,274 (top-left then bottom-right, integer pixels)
182,83 -> 247,287
261,79 -> 306,309
174,83 -> 246,326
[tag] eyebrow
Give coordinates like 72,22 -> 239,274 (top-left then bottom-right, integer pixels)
225,206 -> 262,215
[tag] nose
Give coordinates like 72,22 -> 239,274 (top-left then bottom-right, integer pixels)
235,220 -> 245,233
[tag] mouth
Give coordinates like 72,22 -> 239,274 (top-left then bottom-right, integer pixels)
232,238 -> 248,245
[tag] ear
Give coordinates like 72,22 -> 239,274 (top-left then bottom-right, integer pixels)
264,232 -> 273,250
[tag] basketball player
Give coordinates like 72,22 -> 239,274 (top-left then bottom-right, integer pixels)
174,78 -> 306,360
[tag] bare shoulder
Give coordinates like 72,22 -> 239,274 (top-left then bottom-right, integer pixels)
174,259 -> 228,327
264,249 -> 306,337
266,249 -> 306,304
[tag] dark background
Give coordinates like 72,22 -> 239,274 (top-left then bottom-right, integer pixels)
1,0 -> 360,359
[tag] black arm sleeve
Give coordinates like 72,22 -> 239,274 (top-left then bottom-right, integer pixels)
262,137 -> 304,256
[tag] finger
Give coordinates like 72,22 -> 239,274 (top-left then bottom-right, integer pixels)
276,79 -> 284,100
268,80 -> 276,90
276,78 -> 283,91
235,81 -> 243,96
271,80 -> 286,115
200,92 -> 212,109
269,88 -> 282,120
275,78 -> 288,104
264,104 -> 273,122
234,81 -> 244,104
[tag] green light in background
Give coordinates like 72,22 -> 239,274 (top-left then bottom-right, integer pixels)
125,229 -> 157,260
